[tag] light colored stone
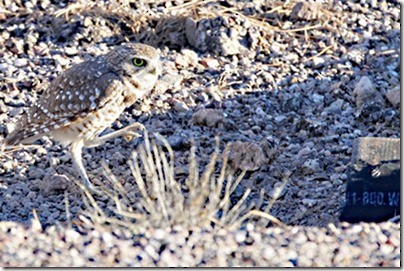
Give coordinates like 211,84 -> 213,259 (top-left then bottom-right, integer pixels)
352,76 -> 383,108
228,141 -> 268,171
385,85 -> 400,107
192,108 -> 224,127
14,58 -> 28,68
200,58 -> 220,69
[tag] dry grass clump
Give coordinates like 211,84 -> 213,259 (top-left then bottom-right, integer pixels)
51,0 -> 331,49
77,132 -> 283,232
4,0 -> 339,50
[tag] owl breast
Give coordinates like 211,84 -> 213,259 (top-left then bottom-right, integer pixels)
50,95 -> 127,146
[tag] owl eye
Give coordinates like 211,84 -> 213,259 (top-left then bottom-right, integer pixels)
132,58 -> 147,67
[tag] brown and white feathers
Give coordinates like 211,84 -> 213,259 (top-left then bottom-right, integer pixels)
4,43 -> 160,146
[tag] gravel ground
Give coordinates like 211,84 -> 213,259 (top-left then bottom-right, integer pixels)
0,0 -> 401,267
0,221 -> 400,267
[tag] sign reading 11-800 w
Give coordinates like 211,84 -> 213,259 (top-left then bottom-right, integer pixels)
339,162 -> 400,223
345,191 -> 399,207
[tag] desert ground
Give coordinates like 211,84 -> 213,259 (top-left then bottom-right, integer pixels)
0,0 -> 400,267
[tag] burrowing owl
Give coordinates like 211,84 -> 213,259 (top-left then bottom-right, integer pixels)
4,43 -> 161,191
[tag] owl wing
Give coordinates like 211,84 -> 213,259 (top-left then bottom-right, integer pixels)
4,58 -> 123,145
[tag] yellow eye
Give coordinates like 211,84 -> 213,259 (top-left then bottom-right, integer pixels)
133,58 -> 146,67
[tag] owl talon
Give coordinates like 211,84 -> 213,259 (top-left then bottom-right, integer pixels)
124,131 -> 142,142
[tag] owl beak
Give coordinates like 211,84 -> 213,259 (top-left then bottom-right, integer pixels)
150,67 -> 158,76
149,61 -> 162,78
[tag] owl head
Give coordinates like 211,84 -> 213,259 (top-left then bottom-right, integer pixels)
106,43 -> 161,92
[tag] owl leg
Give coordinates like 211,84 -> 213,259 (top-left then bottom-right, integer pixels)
70,140 -> 98,192
84,122 -> 145,148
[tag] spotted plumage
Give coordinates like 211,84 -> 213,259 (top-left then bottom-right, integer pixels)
4,43 -> 161,191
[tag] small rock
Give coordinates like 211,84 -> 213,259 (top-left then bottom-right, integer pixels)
330,173 -> 343,185
290,2 -> 322,21
186,16 -> 242,55
154,80 -> 170,94
5,122 -> 15,135
53,54 -> 70,66
14,58 -> 28,68
8,40 -> 24,55
302,159 -> 320,175
200,58 -> 220,69
0,63 -> 8,71
324,99 -> 344,114
83,17 -> 93,27
3,160 -> 15,171
385,85 -> 400,108
274,115 -> 287,124
312,57 -> 325,68
216,29 -> 241,56
176,51 -> 197,68
302,198 -> 317,206
352,76 -> 383,108
347,46 -> 366,65
192,109 -> 225,128
49,157 -> 60,167
41,174 -> 70,195
311,93 -> 324,104
65,47 -> 78,56
255,107 -> 266,116
228,141 -> 268,171
341,75 -> 350,83
28,168 -> 45,179
173,99 -> 189,112
270,42 -> 283,54
197,92 -> 209,103
154,229 -> 166,240
234,231 -> 246,243
185,17 -> 199,48
59,154 -> 70,163
9,108 -> 23,117
160,74 -> 183,89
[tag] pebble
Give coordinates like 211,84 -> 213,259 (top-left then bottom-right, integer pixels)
192,108 -> 224,127
0,63 -> 9,71
40,174 -> 69,195
228,141 -> 268,171
302,199 -> 317,207
49,157 -> 60,167
200,58 -> 220,69
53,54 -> 70,66
234,231 -> 246,243
3,160 -> 15,171
160,74 -> 183,89
312,57 -> 325,68
65,47 -> 78,56
173,100 -> 189,112
13,58 -> 28,67
385,85 -> 400,108
290,1 -> 321,20
176,49 -> 198,67
324,99 -> 344,114
352,76 -> 382,108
